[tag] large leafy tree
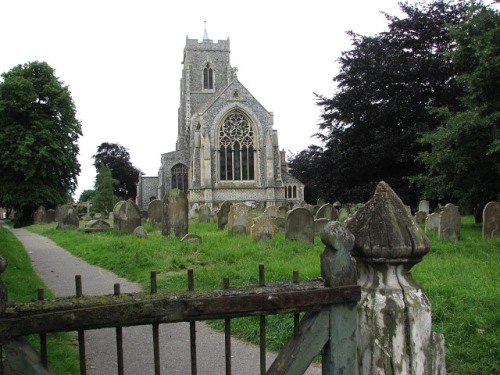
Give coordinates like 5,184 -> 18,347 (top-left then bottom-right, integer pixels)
92,142 -> 140,200
291,1 -> 467,204
92,165 -> 118,213
0,61 -> 81,226
414,3 -> 500,217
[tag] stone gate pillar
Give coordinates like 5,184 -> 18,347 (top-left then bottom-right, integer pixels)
346,181 -> 446,375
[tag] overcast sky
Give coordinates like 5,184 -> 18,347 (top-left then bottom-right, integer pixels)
1,0 -> 407,199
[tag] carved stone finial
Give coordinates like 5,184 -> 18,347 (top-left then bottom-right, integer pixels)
346,181 -> 430,262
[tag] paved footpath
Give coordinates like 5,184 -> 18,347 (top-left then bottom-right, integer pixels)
6,224 -> 321,375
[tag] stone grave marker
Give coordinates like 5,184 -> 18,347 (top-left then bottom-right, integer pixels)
162,189 -> 189,238
198,204 -> 211,223
85,218 -> 111,230
147,199 -> 163,230
414,211 -> 427,226
228,203 -> 252,235
251,216 -> 277,241
425,212 -> 440,232
217,201 -> 232,229
33,206 -> 47,224
46,209 -> 56,223
482,201 -> 499,239
133,226 -> 148,238
418,199 -> 430,214
263,206 -> 279,218
316,203 -> 338,221
56,205 -> 79,229
285,207 -> 314,244
114,199 -> 142,235
314,218 -> 329,235
438,203 -> 460,241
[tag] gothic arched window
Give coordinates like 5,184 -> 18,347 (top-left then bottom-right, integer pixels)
203,63 -> 214,90
171,163 -> 188,193
219,112 -> 255,181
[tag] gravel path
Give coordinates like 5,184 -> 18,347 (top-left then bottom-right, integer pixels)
7,225 -> 321,375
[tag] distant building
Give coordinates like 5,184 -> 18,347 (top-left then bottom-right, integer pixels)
137,28 -> 304,210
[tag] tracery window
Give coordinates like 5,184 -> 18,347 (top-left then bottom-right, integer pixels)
219,112 -> 255,181
171,163 -> 188,192
203,63 -> 214,90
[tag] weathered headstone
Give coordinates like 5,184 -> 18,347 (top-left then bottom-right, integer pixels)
147,199 -> 163,229
114,199 -> 142,234
414,210 -> 427,226
198,204 -> 211,223
285,207 -> 314,244
263,206 -> 279,218
439,203 -> 460,241
33,206 -> 47,224
251,216 -> 277,241
56,205 -> 79,229
418,199 -> 430,214
46,209 -> 56,223
482,201 -> 500,239
278,205 -> 288,218
162,189 -> 189,238
316,203 -> 338,221
85,219 -> 111,230
216,201 -> 232,229
181,234 -> 202,243
425,212 -> 441,232
314,218 -> 329,235
346,181 -> 445,374
228,203 -> 252,235
133,226 -> 148,238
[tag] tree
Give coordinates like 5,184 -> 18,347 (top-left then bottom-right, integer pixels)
290,1 -> 467,204
92,142 -> 140,200
413,3 -> 500,217
92,165 -> 118,214
78,189 -> 96,203
0,61 -> 81,226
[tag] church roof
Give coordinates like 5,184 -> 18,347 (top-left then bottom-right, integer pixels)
281,171 -> 304,186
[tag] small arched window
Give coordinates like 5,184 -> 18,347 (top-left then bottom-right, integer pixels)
293,186 -> 297,199
203,63 -> 214,90
219,112 -> 255,181
171,163 -> 188,193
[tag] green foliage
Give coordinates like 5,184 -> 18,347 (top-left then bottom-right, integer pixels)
27,216 -> 499,374
413,3 -> 500,209
0,61 -> 81,225
92,165 -> 118,213
78,189 -> 96,203
0,225 -> 79,374
92,142 -> 140,200
289,1 -> 468,205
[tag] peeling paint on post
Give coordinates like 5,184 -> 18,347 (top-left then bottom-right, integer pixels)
347,181 -> 446,375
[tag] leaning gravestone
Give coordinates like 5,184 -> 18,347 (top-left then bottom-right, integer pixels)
85,218 -> 111,230
33,206 -> 47,224
482,201 -> 500,239
418,199 -> 430,214
425,212 -> 441,232
251,216 -> 277,241
114,200 -> 142,234
56,205 -> 79,229
147,199 -> 163,230
439,203 -> 460,241
198,204 -> 211,223
316,203 -> 338,221
414,210 -> 427,226
228,203 -> 252,235
217,201 -> 232,229
285,207 -> 314,244
162,189 -> 189,238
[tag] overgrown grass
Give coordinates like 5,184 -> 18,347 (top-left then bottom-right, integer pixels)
0,223 -> 79,375
25,216 -> 500,374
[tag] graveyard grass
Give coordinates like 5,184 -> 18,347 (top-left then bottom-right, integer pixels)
18,216 -> 500,375
0,225 -> 80,375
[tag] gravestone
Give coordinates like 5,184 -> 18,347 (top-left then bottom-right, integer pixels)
418,199 -> 430,214
285,207 -> 314,244
133,226 -> 148,238
263,206 -> 279,218
278,205 -> 288,218
114,199 -> 142,235
33,206 -> 47,224
439,203 -> 460,241
85,218 -> 110,230
217,201 -> 232,229
316,203 -> 338,221
228,203 -> 252,235
346,181 -> 445,374
162,189 -> 189,238
414,211 -> 427,226
46,209 -> 56,223
147,199 -> 163,229
198,204 -> 211,223
425,212 -> 441,232
189,203 -> 200,220
181,234 -> 202,243
251,216 -> 277,241
314,218 -> 329,235
317,198 -> 326,207
482,201 -> 500,239
56,205 -> 79,229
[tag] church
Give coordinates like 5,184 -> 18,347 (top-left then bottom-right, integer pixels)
136,29 -> 304,210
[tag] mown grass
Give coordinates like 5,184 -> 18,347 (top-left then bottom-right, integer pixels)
0,223 -> 80,375
22,216 -> 500,374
